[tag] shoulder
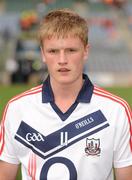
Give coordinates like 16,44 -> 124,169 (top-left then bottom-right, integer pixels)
4,84 -> 43,114
9,84 -> 42,104
93,85 -> 131,116
1,84 -> 43,124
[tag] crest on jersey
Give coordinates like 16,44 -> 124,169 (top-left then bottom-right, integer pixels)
85,138 -> 101,156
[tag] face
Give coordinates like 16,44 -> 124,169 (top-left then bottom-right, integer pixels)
41,36 -> 89,86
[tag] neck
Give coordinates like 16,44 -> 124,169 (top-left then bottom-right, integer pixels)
50,76 -> 83,112
51,78 -> 83,99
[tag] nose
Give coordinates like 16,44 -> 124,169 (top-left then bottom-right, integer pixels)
58,51 -> 68,65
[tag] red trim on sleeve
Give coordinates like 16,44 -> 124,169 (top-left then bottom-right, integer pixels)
94,86 -> 132,151
0,86 -> 42,155
28,153 -> 37,180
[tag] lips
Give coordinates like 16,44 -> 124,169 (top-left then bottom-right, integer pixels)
58,68 -> 70,72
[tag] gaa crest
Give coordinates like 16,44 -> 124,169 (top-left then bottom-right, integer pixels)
85,138 -> 101,156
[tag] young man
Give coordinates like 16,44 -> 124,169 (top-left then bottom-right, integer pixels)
0,9 -> 132,180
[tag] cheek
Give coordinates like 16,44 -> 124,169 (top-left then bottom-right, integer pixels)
73,54 -> 86,66
44,59 -> 56,72
43,55 -> 53,65
45,61 -> 53,70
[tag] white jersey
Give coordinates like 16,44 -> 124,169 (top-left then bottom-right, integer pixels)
0,75 -> 132,180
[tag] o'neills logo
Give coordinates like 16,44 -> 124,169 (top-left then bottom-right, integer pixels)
75,117 -> 94,129
26,133 -> 45,142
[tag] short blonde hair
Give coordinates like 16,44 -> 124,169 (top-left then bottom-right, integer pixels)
38,8 -> 88,47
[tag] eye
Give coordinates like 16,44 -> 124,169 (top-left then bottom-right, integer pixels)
67,48 -> 77,53
48,49 -> 58,54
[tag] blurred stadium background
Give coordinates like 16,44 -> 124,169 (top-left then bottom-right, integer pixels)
0,0 -> 132,179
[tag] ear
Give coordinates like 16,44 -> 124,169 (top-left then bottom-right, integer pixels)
40,46 -> 46,63
83,44 -> 90,62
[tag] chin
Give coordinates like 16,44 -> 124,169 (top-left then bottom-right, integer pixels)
58,77 -> 77,85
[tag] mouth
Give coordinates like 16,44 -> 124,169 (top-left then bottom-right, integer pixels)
58,68 -> 70,72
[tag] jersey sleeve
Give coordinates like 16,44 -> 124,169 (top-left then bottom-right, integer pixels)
0,103 -> 20,164
113,102 -> 132,168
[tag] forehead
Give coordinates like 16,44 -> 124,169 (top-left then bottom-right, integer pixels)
42,36 -> 84,49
